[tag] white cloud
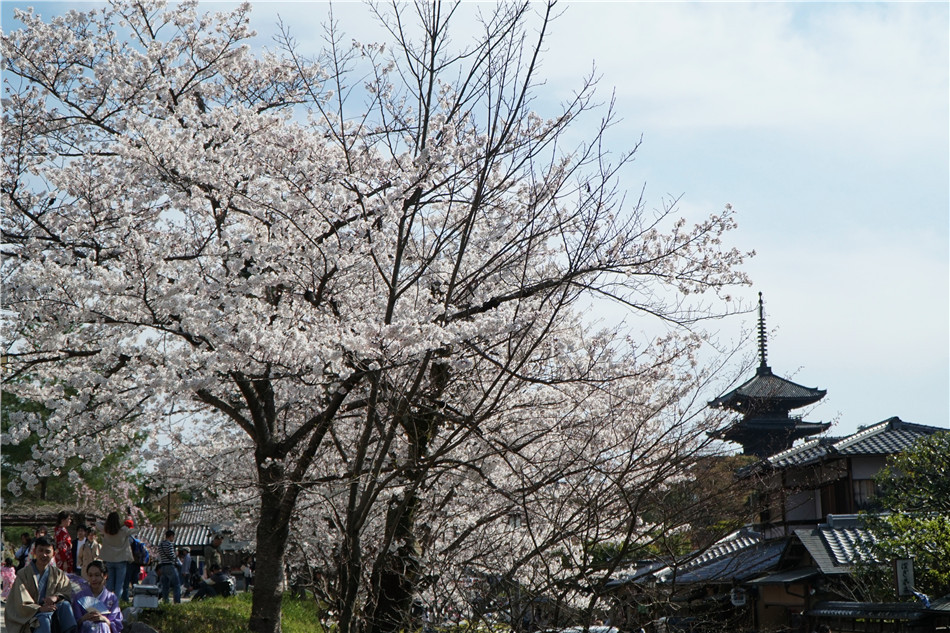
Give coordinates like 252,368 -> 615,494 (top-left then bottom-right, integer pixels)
540,3 -> 948,155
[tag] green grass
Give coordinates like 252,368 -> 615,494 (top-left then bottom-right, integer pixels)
138,592 -> 325,633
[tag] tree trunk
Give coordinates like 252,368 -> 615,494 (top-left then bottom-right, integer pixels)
366,411 -> 438,633
249,475 -> 296,633
366,492 -> 422,633
336,528 -> 363,633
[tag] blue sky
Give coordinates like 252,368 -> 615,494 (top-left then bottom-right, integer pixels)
4,1 -> 948,439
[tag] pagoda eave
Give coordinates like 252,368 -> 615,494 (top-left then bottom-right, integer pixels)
709,422 -> 831,444
709,393 -> 826,412
710,420 -> 830,443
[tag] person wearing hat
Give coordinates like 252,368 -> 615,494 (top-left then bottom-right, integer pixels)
203,535 -> 223,579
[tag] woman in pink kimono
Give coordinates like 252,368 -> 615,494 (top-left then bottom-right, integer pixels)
72,560 -> 123,633
0,557 -> 15,600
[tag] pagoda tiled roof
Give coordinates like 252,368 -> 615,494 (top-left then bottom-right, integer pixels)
709,366 -> 826,412
714,418 -> 830,437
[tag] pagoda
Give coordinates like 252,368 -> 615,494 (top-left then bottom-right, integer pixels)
709,293 -> 830,457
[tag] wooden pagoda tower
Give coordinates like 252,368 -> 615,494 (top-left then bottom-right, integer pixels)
709,293 -> 830,457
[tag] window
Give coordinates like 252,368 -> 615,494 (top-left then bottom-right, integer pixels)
852,479 -> 876,510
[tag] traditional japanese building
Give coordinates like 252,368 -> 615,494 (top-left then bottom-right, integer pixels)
709,294 -> 830,457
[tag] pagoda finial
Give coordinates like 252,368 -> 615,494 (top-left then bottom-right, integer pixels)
757,292 -> 771,375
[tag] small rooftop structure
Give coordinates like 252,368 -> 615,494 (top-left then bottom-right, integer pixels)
709,293 -> 829,457
792,514 -> 877,576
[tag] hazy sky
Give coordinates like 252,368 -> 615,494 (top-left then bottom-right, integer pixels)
4,1 -> 948,440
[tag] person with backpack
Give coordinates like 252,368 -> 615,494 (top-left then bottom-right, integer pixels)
125,522 -> 150,602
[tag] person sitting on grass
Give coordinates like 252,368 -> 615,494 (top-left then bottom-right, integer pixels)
4,535 -> 77,633
71,560 -> 122,633
191,564 -> 235,601
14,533 -> 32,571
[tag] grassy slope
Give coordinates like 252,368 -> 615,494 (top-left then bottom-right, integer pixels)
138,593 -> 325,633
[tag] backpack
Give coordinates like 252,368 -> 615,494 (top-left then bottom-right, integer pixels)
130,537 -> 150,565
213,575 -> 235,598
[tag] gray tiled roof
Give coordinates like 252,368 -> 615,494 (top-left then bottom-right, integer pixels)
135,503 -> 240,552
808,601 -> 933,620
764,436 -> 836,468
177,503 -> 222,526
834,419 -> 943,455
746,417 -> 945,473
822,526 -> 875,566
603,560 -> 669,588
661,539 -> 786,584
686,529 -> 764,567
137,525 -> 214,551
653,529 -> 786,585
747,567 -> 819,584
794,517 -> 877,575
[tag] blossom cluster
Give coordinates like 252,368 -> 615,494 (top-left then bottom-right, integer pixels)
2,1 -> 751,628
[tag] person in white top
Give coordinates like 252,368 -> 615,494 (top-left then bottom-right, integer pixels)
77,527 -> 103,582
98,512 -> 132,595
72,524 -> 88,572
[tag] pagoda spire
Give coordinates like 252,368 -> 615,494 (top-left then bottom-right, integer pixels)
708,291 -> 829,457
756,292 -> 771,376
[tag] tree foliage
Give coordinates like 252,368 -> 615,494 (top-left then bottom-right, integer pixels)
874,431 -> 950,514
857,432 -> 950,601
1,390 -> 145,514
2,2 -> 750,632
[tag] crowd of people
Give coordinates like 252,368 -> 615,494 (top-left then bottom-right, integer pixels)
2,510 -> 255,633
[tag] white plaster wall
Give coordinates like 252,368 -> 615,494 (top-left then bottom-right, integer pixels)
850,455 -> 887,479
785,489 -> 819,522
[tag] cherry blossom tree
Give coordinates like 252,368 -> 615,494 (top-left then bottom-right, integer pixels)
2,2 -> 750,632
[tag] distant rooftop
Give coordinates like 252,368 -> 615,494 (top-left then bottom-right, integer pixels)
743,417 -> 945,474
